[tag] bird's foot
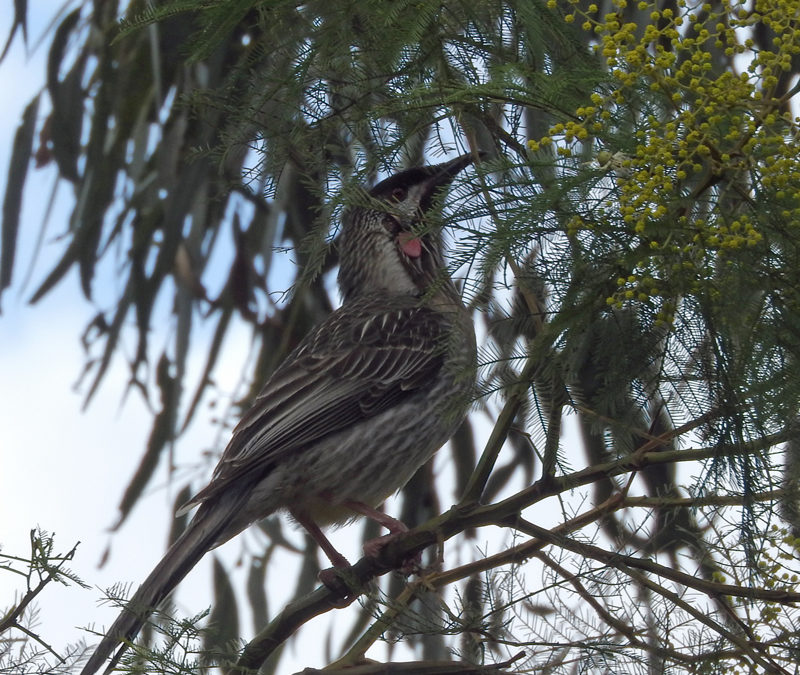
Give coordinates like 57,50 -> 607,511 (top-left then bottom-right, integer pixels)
319,567 -> 352,599
343,500 -> 422,575
318,564 -> 367,607
363,531 -> 422,575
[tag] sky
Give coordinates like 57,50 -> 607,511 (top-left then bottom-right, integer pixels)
0,10 -> 506,673
0,8 -> 310,670
0,7 -> 184,661
0,7 -> 587,674
3,7 -> 796,673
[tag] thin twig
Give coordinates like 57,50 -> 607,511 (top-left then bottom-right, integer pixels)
231,430 -> 789,672
515,520 -> 800,604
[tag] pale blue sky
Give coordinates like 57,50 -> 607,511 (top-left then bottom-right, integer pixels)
0,12 -> 454,670
0,8 -> 268,666
0,8 -> 539,672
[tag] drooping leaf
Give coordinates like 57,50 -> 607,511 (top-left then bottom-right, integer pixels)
111,353 -> 177,531
45,8 -> 83,183
181,305 -> 233,433
0,0 -> 28,63
0,93 -> 39,309
245,555 -> 268,634
203,555 -> 240,667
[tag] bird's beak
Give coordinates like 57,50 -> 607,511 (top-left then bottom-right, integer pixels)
416,152 -> 480,211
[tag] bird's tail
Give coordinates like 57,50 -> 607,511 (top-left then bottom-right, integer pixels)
80,503 -> 235,675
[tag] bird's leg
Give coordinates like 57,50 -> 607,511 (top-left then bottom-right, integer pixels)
291,508 -> 364,600
341,500 -> 418,565
290,508 -> 350,568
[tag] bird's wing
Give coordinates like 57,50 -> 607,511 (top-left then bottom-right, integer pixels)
181,300 -> 448,510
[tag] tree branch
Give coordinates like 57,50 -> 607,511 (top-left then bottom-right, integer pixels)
296,650 -> 526,675
230,429 -> 789,673
517,519 -> 800,604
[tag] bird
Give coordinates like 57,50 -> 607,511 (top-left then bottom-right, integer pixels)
79,153 -> 479,675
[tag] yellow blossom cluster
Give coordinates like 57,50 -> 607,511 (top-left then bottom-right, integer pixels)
530,0 -> 800,314
750,524 -> 800,636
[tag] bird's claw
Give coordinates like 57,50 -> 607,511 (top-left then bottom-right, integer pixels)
318,567 -> 361,606
363,532 -> 422,575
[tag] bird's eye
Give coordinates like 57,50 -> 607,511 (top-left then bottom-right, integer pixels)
390,187 -> 407,202
382,215 -> 401,234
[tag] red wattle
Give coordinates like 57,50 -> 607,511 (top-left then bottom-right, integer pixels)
398,233 -> 422,258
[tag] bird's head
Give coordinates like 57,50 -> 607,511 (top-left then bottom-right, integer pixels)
338,153 -> 476,301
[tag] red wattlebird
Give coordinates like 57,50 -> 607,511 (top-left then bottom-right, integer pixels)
80,154 -> 478,674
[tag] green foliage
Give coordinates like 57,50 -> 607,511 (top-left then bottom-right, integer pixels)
522,0 -> 800,457
0,530 -> 87,673
3,0 -> 800,672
